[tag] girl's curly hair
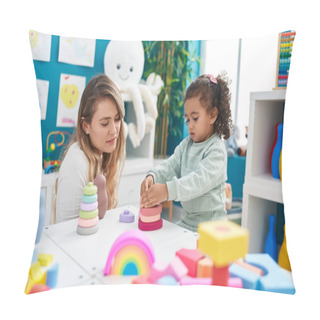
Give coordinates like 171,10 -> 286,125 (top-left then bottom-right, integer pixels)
185,72 -> 233,139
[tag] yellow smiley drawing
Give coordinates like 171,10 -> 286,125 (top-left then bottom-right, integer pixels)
60,84 -> 79,109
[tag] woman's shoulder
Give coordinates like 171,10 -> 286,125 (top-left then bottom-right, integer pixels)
62,142 -> 88,167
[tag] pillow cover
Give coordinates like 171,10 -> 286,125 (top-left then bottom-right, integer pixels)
26,30 -> 295,295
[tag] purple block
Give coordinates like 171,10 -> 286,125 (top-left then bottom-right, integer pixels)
119,210 -> 135,223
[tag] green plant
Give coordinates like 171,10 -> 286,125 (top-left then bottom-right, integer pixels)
143,41 -> 201,158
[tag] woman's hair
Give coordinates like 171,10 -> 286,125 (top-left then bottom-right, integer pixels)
61,74 -> 126,210
184,73 -> 233,139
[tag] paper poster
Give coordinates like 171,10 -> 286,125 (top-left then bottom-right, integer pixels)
56,74 -> 86,127
36,79 -> 49,120
58,37 -> 96,67
29,30 -> 52,62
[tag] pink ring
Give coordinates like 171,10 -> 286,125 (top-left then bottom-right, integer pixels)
140,213 -> 161,223
138,218 -> 163,231
78,216 -> 99,228
140,204 -> 162,216
80,201 -> 98,211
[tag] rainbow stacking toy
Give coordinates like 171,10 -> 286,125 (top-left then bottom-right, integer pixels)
104,230 -> 155,276
77,182 -> 99,235
138,204 -> 163,231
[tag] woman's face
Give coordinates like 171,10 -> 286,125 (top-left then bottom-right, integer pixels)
83,97 -> 121,154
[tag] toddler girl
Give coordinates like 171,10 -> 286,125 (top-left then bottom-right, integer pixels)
140,73 -> 232,232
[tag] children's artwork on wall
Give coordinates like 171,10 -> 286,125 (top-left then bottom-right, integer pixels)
56,73 -> 86,127
58,37 -> 96,67
36,79 -> 49,120
29,30 -> 52,62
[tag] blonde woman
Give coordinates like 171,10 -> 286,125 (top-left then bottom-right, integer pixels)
55,74 -> 126,223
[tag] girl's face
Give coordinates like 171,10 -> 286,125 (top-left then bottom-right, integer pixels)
83,97 -> 121,155
184,96 -> 217,143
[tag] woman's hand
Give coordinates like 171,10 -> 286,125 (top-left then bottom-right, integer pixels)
140,175 -> 154,196
140,183 -> 168,208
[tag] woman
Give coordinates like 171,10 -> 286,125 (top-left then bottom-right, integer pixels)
55,74 -> 126,223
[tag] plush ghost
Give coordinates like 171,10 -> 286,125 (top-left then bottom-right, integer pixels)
104,41 -> 163,148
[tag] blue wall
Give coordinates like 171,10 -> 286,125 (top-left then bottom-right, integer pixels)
34,37 -> 201,161
33,36 -> 110,161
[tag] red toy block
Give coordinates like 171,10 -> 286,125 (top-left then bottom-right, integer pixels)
176,248 -> 204,277
212,264 -> 229,287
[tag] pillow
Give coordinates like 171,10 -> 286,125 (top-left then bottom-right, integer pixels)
26,30 -> 295,295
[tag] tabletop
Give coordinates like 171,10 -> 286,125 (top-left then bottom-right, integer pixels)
36,205 -> 198,288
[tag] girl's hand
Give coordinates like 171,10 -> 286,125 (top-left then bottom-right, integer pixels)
140,175 -> 154,196
140,183 -> 169,208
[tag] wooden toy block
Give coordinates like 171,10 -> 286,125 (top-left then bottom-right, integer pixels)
179,276 -> 212,285
212,264 -> 229,287
228,277 -> 243,288
155,275 -> 178,285
176,248 -> 204,277
229,263 -> 260,290
197,256 -> 214,278
46,263 -> 59,288
234,259 -> 264,276
245,254 -> 295,294
38,253 -> 53,266
198,220 -> 249,267
149,256 -> 188,282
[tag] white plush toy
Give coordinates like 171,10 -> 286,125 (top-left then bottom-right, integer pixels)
104,41 -> 163,148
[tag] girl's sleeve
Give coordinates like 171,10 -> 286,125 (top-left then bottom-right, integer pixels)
166,145 -> 226,201
147,139 -> 187,184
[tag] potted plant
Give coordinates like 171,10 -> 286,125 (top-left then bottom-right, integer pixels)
143,41 -> 201,158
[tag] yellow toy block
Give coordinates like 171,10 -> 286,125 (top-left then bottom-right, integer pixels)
29,261 -> 46,284
38,253 -> 53,266
25,274 -> 36,294
198,220 -> 249,267
197,256 -> 214,278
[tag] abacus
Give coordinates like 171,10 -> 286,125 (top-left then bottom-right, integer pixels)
274,30 -> 296,89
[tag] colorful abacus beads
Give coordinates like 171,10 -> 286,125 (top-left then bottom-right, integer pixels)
77,182 -> 99,235
138,204 -> 163,231
278,30 -> 295,88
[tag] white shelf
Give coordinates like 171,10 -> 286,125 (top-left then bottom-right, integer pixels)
242,90 -> 286,253
244,174 -> 283,204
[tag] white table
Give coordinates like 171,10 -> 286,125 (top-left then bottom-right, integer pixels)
39,205 -> 198,287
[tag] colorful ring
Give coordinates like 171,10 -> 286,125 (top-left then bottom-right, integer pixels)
77,224 -> 99,235
78,216 -> 99,228
80,201 -> 98,211
139,213 -> 161,223
139,204 -> 162,216
82,194 -> 98,203
79,209 -> 98,219
138,218 -> 163,231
